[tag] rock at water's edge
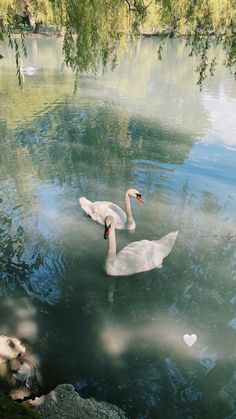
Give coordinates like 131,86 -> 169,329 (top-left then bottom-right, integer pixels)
30,384 -> 127,419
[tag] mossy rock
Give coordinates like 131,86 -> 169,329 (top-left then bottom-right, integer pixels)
0,393 -> 41,418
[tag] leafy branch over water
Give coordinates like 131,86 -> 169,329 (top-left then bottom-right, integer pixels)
0,0 -> 236,88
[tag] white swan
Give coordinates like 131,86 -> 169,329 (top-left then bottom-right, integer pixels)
19,58 -> 37,76
79,188 -> 144,230
104,215 -> 178,276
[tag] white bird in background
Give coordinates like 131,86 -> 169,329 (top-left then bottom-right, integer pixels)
79,188 -> 144,230
103,215 -> 178,276
19,58 -> 37,76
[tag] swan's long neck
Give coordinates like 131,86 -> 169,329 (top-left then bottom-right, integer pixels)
125,192 -> 136,230
106,226 -> 116,261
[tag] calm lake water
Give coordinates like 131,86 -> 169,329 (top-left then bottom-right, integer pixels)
0,37 -> 236,418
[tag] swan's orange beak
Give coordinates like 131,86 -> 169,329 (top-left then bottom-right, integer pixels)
136,194 -> 144,204
104,225 -> 109,239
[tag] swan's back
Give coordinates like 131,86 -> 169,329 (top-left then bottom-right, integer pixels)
22,66 -> 37,75
19,59 -> 37,75
79,197 -> 126,228
106,231 -> 178,276
79,197 -> 92,215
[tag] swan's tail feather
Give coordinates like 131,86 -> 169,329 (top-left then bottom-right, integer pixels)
79,197 -> 92,216
155,230 -> 178,259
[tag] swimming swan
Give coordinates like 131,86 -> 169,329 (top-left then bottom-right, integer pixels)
19,58 -> 37,75
104,215 -> 178,276
79,188 -> 144,230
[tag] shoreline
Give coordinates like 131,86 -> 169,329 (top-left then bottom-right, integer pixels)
6,29 -> 216,41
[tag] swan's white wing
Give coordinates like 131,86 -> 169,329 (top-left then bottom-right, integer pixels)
113,240 -> 156,275
107,231 -> 178,276
91,202 -> 126,228
79,197 -> 126,229
79,197 -> 92,215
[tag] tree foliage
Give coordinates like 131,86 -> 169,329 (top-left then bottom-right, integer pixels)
62,0 -> 130,74
0,0 -> 236,87
155,0 -> 236,86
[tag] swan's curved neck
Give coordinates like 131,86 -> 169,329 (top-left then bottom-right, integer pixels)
106,226 -> 116,261
125,192 -> 135,229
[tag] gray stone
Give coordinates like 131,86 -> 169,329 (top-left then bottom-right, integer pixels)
30,384 -> 127,419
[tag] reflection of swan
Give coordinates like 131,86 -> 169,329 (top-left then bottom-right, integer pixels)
79,188 -> 144,230
19,58 -> 37,75
104,215 -> 178,276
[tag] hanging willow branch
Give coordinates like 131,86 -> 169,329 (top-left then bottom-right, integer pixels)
1,0 -> 236,88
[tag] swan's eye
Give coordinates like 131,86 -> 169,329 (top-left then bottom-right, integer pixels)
135,193 -> 144,203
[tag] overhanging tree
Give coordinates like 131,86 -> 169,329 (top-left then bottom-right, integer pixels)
0,0 -> 236,88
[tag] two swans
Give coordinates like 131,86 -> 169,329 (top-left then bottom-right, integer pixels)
79,188 -> 144,230
104,215 -> 178,276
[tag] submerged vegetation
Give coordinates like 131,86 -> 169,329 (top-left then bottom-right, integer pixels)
0,0 -> 236,87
